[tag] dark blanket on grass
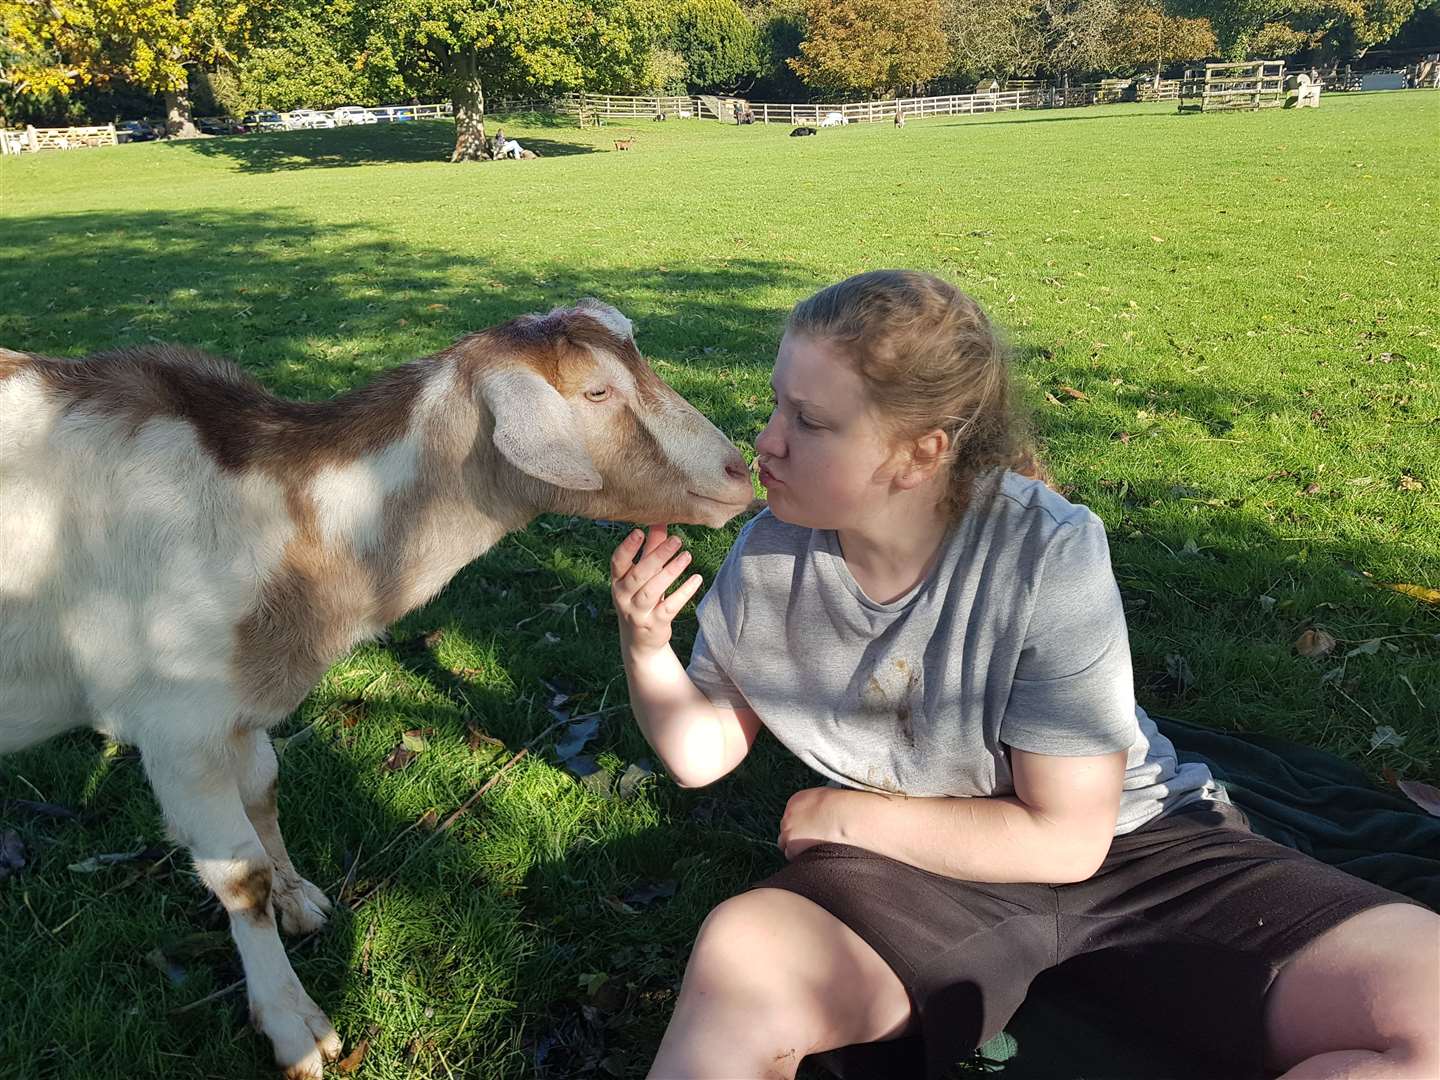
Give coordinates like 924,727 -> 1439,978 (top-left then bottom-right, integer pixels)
826,715 -> 1440,1080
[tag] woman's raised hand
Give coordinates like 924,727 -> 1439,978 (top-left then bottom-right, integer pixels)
610,524 -> 705,657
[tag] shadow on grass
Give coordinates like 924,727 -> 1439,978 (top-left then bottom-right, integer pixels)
1,201 -> 1434,1080
177,120 -> 595,173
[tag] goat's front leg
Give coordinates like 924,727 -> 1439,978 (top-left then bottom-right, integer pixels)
236,729 -> 331,936
142,740 -> 342,1079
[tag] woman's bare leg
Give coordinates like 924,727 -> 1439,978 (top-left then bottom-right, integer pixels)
649,888 -> 913,1080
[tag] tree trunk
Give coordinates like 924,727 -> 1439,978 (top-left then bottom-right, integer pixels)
451,49 -> 489,162
164,85 -> 200,139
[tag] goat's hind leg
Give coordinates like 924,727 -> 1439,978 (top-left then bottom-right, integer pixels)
236,729 -> 332,936
141,735 -> 342,1079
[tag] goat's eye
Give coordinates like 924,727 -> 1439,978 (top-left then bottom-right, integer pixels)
584,387 -> 611,402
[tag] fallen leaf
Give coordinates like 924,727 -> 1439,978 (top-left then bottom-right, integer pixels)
1397,780 -> 1440,818
1301,482 -> 1321,496
1295,629 -> 1337,657
1257,595 -> 1277,611
401,729 -> 429,753
421,629 -> 445,648
68,846 -> 165,873
0,798 -> 77,819
144,946 -> 187,986
603,895 -> 638,915
1370,725 -> 1406,751
1397,474 -> 1424,492
337,1037 -> 371,1073
1164,653 -> 1195,692
416,808 -> 439,830
335,699 -> 367,728
1344,639 -> 1382,658
621,879 -> 677,909
1044,392 -> 1064,407
617,761 -> 654,799
1115,431 -> 1131,444
555,714 -> 602,762
1383,583 -> 1440,605
0,830 -> 26,881
1058,385 -> 1088,401
380,745 -> 417,772
1150,235 -> 1164,243
466,724 -> 506,755
577,971 -> 609,996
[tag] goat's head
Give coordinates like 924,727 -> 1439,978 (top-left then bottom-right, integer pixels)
459,300 -> 756,528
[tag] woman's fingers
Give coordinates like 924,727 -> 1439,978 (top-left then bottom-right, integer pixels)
640,523 -> 670,560
658,572 -> 705,618
610,529 -> 646,581
634,549 -> 693,609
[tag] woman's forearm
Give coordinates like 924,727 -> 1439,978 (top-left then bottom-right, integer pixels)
834,789 -> 1113,884
622,643 -> 742,788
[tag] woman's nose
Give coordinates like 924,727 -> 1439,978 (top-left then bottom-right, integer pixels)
755,414 -> 783,457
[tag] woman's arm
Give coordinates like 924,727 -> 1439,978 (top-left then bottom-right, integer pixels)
779,746 -> 1126,884
612,526 -> 763,788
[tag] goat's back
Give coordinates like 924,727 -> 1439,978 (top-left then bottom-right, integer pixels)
0,347 -> 301,748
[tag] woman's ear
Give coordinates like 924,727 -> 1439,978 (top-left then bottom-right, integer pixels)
896,429 -> 950,489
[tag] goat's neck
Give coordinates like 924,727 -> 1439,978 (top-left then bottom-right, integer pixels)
307,360 -> 537,631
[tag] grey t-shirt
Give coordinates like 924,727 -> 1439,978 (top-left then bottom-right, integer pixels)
687,469 -> 1223,835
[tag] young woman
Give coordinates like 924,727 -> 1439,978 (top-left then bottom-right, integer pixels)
609,271 -> 1438,1080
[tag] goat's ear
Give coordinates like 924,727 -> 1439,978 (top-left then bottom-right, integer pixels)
479,368 -> 603,491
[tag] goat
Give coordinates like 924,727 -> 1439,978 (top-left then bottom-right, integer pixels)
789,126 -> 816,137
0,300 -> 755,1078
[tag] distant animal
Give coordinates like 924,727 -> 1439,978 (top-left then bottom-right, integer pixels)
819,111 -> 849,127
894,108 -> 906,128
653,111 -> 668,121
614,137 -> 635,150
0,301 -> 754,1079
789,126 -> 816,137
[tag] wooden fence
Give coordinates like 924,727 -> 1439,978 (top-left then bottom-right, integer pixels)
1180,61 -> 1286,112
1,124 -> 117,154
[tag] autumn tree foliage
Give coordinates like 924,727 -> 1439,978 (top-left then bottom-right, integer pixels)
0,0 -> 261,134
789,0 -> 950,96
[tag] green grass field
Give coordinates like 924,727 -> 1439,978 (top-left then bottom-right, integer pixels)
1,93 -> 1437,1079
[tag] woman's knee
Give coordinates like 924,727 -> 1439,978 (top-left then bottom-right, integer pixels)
680,888 -> 912,1051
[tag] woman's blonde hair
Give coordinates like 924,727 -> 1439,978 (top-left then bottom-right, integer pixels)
786,270 -> 1045,518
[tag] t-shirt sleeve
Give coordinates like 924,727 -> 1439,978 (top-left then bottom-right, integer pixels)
685,536 -> 751,709
1000,516 -> 1140,756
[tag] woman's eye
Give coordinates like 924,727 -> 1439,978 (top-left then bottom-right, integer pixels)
795,413 -> 816,429
584,387 -> 611,402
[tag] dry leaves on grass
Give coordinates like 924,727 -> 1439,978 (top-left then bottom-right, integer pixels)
0,830 -> 25,881
1295,629 -> 1338,657
380,728 -> 433,772
1396,780 -> 1440,818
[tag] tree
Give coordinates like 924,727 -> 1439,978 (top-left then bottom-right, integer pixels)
668,0 -> 761,90
1113,3 -> 1216,78
789,0 -> 950,96
940,0 -> 1048,82
0,0 -> 263,135
1043,0 -> 1124,80
362,0 -> 665,162
1166,0 -> 1420,57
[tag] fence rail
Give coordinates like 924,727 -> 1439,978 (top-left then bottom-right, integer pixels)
1,123 -> 117,154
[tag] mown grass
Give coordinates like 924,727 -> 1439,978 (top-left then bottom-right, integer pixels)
1,93 -> 1437,1080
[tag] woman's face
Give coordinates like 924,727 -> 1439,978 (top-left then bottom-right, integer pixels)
753,332 -> 905,530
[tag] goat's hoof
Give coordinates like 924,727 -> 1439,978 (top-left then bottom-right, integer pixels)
257,993 -> 342,1079
274,873 -> 331,936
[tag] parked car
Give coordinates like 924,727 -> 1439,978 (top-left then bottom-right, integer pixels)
332,105 -> 378,126
196,116 -> 243,136
117,120 -> 159,142
242,110 -> 285,132
286,109 -> 336,130
370,107 -> 414,123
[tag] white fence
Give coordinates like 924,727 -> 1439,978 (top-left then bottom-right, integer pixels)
1,124 -> 117,155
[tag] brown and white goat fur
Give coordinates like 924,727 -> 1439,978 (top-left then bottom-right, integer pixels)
0,300 -> 753,1078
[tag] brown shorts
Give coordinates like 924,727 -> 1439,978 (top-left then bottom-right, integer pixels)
755,801 -> 1423,1080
